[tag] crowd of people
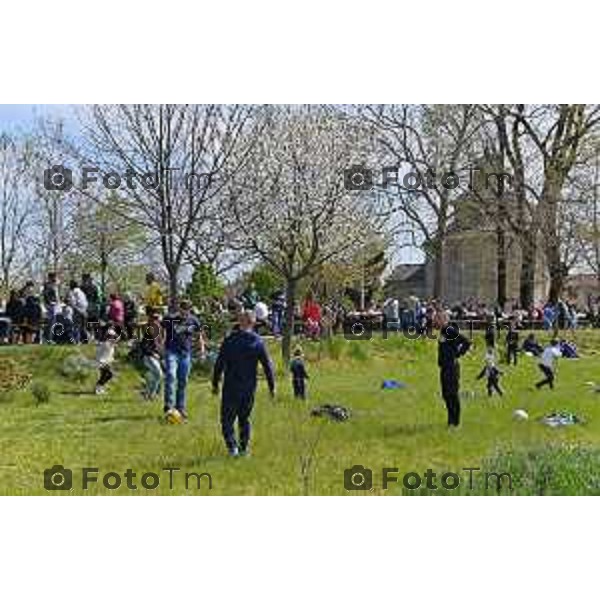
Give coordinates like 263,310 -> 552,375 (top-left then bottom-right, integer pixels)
4,270 -> 596,350
381,293 -> 597,334
0,272 -> 166,345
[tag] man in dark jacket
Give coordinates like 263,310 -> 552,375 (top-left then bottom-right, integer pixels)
212,311 -> 275,457
438,322 -> 471,427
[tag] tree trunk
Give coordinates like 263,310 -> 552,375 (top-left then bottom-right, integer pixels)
496,225 -> 507,308
542,180 -> 563,304
167,266 -> 179,307
282,278 -> 297,363
432,239 -> 444,299
547,255 -> 565,304
100,234 -> 108,301
519,230 -> 536,308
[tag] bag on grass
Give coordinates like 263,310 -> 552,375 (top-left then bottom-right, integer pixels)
310,404 -> 351,422
540,411 -> 583,427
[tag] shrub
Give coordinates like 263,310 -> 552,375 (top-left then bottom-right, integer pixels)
0,357 -> 32,392
347,342 -> 369,362
31,381 -> 52,405
324,337 -> 345,361
403,446 -> 600,496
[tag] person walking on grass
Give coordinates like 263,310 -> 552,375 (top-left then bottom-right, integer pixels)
535,339 -> 562,390
161,299 -> 205,421
438,320 -> 471,428
212,311 -> 275,457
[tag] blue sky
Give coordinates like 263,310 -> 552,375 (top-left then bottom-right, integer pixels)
0,104 -> 421,267
0,104 -> 75,133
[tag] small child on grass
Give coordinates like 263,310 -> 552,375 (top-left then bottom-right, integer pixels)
477,351 -> 503,397
95,323 -> 118,395
535,339 -> 562,390
290,347 -> 309,400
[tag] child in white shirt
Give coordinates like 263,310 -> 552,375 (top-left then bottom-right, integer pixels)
95,324 -> 118,395
535,339 -> 562,390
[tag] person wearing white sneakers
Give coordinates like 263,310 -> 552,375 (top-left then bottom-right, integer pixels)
95,323 -> 118,395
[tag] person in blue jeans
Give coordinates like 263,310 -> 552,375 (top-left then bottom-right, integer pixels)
212,311 -> 275,457
161,299 -> 205,420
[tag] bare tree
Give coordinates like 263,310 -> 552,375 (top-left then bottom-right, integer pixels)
82,104 -> 259,300
28,120 -> 80,281
0,134 -> 36,291
361,104 -> 481,298
569,139 -> 600,280
488,104 -> 600,304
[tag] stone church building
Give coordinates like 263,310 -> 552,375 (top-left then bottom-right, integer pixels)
386,185 -> 550,305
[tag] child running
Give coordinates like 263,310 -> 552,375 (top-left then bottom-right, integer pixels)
95,323 -> 118,395
140,312 -> 163,400
477,351 -> 503,397
290,347 -> 309,400
535,339 -> 562,390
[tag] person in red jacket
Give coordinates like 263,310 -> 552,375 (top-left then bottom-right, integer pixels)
108,293 -> 125,329
302,292 -> 321,340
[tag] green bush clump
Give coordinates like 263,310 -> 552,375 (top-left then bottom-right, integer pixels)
403,446 -> 600,496
31,381 -> 52,405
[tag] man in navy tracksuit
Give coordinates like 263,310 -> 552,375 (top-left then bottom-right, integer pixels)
212,311 -> 275,457
438,322 -> 471,427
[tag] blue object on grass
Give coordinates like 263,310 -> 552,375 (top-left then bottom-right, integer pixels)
381,380 -> 407,390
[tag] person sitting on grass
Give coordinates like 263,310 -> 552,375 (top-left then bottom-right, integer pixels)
290,346 -> 309,400
535,339 -> 562,390
559,338 -> 578,359
140,312 -> 163,400
477,351 -> 503,397
95,323 -> 118,395
522,333 -> 543,357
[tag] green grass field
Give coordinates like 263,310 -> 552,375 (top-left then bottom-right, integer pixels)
0,331 -> 599,495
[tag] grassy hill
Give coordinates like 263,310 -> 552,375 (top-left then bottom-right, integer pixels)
0,331 -> 599,495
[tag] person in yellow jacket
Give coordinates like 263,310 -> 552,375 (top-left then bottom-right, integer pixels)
144,273 -> 164,316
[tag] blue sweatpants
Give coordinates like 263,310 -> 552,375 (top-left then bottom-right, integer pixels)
221,389 -> 255,452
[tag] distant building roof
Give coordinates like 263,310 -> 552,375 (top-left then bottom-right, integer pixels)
566,273 -> 600,287
389,263 -> 426,282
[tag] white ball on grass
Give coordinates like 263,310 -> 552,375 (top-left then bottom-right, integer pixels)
513,409 -> 529,421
